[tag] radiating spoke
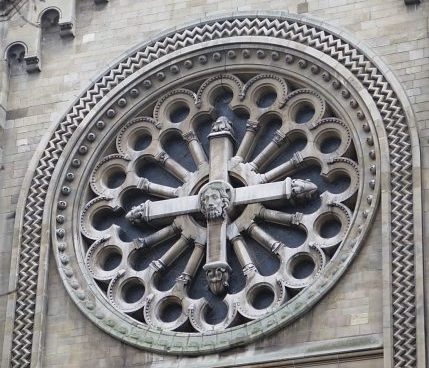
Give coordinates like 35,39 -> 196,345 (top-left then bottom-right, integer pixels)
133,223 -> 180,248
155,151 -> 190,181
250,130 -> 289,170
208,117 -> 234,181
153,235 -> 190,269
176,242 -> 205,286
260,152 -> 305,183
247,222 -> 285,254
230,236 -> 258,276
235,121 -> 260,162
137,178 -> 178,198
182,131 -> 208,166
258,207 -> 303,227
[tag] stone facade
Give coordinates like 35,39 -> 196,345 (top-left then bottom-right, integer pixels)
0,1 -> 428,368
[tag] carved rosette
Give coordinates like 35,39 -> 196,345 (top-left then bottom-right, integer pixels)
47,34 -> 385,356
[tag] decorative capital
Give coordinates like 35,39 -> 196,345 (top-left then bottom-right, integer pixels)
155,151 -> 169,165
182,130 -> 198,143
273,130 -> 289,146
246,120 -> 259,133
208,116 -> 235,140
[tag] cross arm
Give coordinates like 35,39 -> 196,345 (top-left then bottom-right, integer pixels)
125,195 -> 199,223
234,177 -> 317,206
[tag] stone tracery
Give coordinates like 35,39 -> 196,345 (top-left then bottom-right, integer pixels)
10,14 -> 424,366
79,72 -> 361,332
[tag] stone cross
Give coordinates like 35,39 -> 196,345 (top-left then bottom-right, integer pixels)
126,116 -> 317,295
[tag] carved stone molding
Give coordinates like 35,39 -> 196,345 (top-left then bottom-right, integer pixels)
2,13 -> 425,368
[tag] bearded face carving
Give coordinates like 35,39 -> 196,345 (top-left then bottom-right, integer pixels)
199,182 -> 231,220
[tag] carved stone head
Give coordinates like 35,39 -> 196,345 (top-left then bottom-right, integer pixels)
205,266 -> 230,295
199,182 -> 231,219
291,179 -> 318,200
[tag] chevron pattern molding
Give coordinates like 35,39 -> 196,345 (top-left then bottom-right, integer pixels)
7,15 -> 423,367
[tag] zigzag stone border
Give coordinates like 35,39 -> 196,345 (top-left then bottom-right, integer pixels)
6,14 -> 423,368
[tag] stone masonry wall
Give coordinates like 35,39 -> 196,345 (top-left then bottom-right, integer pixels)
0,0 -> 427,367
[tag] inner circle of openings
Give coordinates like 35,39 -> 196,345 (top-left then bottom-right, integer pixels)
292,255 -> 315,279
105,167 -> 126,189
159,299 -> 182,322
320,135 -> 341,154
133,133 -> 152,151
295,103 -> 315,124
100,247 -> 122,271
121,279 -> 145,304
170,103 -> 190,124
257,89 -> 277,108
250,285 -> 275,310
320,216 -> 342,238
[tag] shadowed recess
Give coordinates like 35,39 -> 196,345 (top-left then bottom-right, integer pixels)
129,236 -> 179,272
250,117 -> 282,161
134,134 -> 152,151
100,248 -> 122,271
295,104 -> 315,124
106,170 -> 126,189
159,300 -> 182,322
155,244 -> 194,291
170,104 -> 190,123
136,160 -> 182,187
262,136 -> 307,173
292,257 -> 315,279
91,206 -> 152,241
319,217 -> 342,238
320,136 -> 341,154
257,90 -> 277,108
205,299 -> 228,325
250,286 -> 274,310
259,222 -> 307,248
162,132 -> 197,172
121,279 -> 145,303
243,234 -> 280,276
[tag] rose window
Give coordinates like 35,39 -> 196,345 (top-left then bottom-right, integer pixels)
79,73 -> 359,332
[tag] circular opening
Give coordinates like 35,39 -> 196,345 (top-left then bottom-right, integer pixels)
328,172 -> 351,194
295,104 -> 315,124
213,89 -> 233,105
98,246 -> 122,271
159,299 -> 182,322
250,285 -> 275,310
133,133 -> 152,151
92,208 -> 116,230
320,136 -> 341,154
257,90 -> 277,108
204,301 -> 228,325
104,167 -> 126,189
232,107 -> 250,120
169,103 -> 190,123
319,216 -> 342,238
121,279 -> 145,304
291,255 -> 315,279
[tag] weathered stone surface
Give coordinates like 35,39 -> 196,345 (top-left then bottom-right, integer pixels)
0,1 -> 427,368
